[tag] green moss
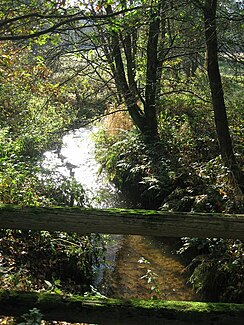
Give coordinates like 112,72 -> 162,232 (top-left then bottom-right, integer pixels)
21,291 -> 243,314
113,298 -> 244,314
0,290 -> 243,324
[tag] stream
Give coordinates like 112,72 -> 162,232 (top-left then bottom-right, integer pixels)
43,127 -> 199,302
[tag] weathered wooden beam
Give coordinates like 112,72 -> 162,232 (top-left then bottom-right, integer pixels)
0,205 -> 243,239
0,290 -> 243,325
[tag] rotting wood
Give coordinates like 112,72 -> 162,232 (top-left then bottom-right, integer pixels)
0,290 -> 243,325
0,204 -> 243,239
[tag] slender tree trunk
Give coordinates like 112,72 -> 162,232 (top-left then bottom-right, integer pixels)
110,30 -> 147,133
156,1 -> 167,108
203,0 -> 244,192
105,4 -> 148,134
144,2 -> 162,140
103,38 -> 124,103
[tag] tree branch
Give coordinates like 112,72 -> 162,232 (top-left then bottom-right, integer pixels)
0,6 -> 145,41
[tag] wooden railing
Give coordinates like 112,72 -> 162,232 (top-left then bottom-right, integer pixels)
0,205 -> 243,324
0,205 -> 244,239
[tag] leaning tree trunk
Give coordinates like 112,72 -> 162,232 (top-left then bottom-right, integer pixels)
102,3 -> 162,142
104,4 -> 148,135
203,0 -> 244,193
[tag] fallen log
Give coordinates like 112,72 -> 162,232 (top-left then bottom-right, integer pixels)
0,290 -> 243,325
0,205 -> 243,239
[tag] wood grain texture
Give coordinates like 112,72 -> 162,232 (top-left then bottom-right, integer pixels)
0,205 -> 243,239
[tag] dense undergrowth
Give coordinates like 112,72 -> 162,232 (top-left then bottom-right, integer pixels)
95,67 -> 244,303
0,43 -> 106,307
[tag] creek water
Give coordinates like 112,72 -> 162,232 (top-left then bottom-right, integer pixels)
43,127 -> 199,301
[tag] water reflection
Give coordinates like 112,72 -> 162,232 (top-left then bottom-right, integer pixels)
43,127 -> 121,208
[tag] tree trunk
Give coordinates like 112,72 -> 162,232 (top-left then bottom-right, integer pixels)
144,2 -> 162,140
0,205 -> 243,240
105,4 -> 148,134
102,2 -> 163,141
203,0 -> 244,192
156,1 -> 167,107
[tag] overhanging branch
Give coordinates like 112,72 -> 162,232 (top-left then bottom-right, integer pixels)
0,6 -> 145,41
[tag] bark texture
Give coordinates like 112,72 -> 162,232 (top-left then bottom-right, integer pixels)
203,0 -> 244,192
102,2 -> 166,141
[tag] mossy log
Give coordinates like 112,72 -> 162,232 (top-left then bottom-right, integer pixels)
0,290 -> 243,325
0,205 -> 243,239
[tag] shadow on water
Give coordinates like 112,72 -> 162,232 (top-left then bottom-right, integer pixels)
43,126 -> 200,303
